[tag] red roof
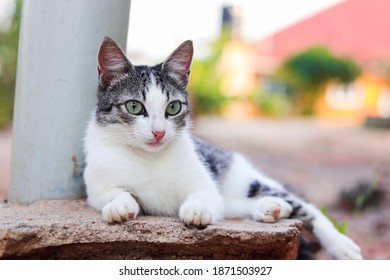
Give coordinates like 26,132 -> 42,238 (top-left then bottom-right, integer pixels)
262,0 -> 390,63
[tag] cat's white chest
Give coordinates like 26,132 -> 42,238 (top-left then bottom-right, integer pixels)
117,148 -> 196,215
84,125 -> 213,216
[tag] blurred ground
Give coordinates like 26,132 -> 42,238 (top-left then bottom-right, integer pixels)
1,117 -> 389,259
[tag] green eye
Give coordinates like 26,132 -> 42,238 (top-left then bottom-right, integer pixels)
166,100 -> 182,116
125,100 -> 145,115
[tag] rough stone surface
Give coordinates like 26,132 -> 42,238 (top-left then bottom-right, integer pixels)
0,200 -> 301,260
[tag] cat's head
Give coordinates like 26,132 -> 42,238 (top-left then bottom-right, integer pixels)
95,37 -> 193,153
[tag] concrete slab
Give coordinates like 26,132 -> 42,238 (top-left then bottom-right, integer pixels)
0,200 -> 301,259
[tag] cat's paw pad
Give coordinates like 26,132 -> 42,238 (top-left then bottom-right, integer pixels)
179,201 -> 216,227
326,233 -> 363,260
102,193 -> 139,223
252,196 -> 292,223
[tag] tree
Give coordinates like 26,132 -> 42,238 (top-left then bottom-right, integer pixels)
189,29 -> 232,115
0,0 -> 21,128
275,46 -> 361,115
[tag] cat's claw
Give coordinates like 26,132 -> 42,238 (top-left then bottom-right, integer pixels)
179,201 -> 216,227
252,196 -> 292,223
102,192 -> 139,223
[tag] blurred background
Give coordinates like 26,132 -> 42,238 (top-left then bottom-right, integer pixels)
1,0 -> 390,259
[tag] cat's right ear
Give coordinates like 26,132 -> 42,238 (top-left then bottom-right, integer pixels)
97,37 -> 135,89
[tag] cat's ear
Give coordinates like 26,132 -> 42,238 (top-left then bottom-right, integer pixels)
97,37 -> 135,88
162,40 -> 193,88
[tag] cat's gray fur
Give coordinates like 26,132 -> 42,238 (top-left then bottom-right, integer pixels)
83,37 -> 363,259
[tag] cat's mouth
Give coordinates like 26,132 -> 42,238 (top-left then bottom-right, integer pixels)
146,141 -> 164,148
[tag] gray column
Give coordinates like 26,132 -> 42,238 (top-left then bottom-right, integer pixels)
9,0 -> 131,203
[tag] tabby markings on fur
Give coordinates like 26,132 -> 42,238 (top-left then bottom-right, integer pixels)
83,37 -> 363,260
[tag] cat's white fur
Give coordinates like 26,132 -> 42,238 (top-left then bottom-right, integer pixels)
85,120 -> 223,223
85,78 -> 362,259
85,77 -> 292,226
85,78 -> 225,226
85,113 -> 293,222
85,39 -> 363,259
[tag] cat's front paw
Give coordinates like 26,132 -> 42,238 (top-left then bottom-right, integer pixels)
102,192 -> 140,223
252,196 -> 292,223
179,200 -> 218,227
324,232 -> 363,260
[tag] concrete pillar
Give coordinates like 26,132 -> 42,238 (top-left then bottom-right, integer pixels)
9,0 -> 131,203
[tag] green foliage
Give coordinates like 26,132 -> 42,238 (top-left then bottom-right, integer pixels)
275,46 -> 361,115
352,172 -> 382,214
189,30 -> 231,115
321,206 -> 348,234
0,0 -> 21,128
251,91 -> 292,117
276,46 -> 361,91
189,59 -> 226,115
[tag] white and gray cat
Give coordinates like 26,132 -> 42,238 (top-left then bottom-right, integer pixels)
84,37 -> 362,259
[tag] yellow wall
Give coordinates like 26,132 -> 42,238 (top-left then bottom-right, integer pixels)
316,74 -> 387,124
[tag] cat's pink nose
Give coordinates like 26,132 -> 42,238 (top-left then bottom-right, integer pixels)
152,130 -> 165,141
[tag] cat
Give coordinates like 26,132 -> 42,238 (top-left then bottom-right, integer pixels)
83,37 -> 362,260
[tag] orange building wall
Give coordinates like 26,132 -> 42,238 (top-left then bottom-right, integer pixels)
316,74 -> 387,124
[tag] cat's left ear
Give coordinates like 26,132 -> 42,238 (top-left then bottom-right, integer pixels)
162,40 -> 193,88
